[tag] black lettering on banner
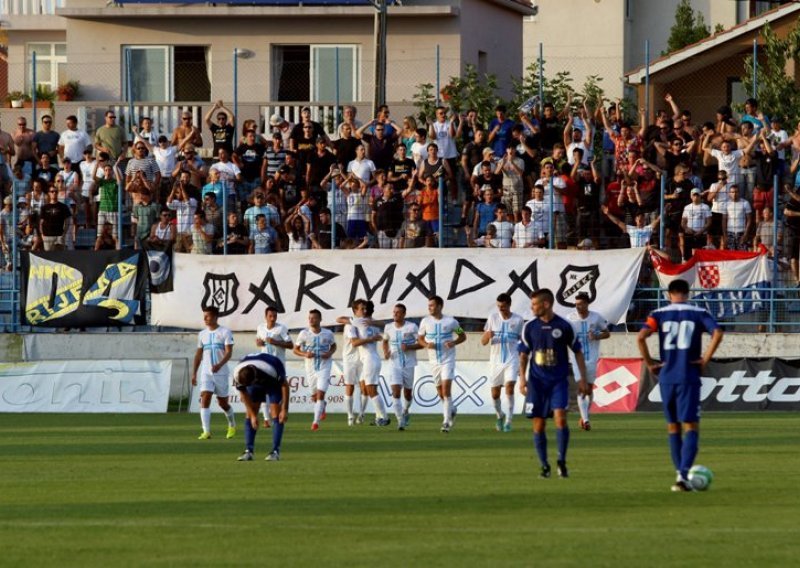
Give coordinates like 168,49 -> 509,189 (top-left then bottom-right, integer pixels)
447,259 -> 495,300
348,264 -> 397,307
295,264 -> 339,311
506,260 -> 540,298
243,267 -> 286,314
397,260 -> 436,302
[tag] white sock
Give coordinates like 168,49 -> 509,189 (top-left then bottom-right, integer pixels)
200,407 -> 211,433
372,395 -> 385,420
506,394 -> 515,423
492,397 -> 503,418
313,399 -> 324,424
578,394 -> 590,423
442,397 -> 450,423
345,395 -> 354,419
403,397 -> 412,413
393,396 -> 404,421
360,394 -> 369,416
261,404 -> 269,421
224,407 -> 236,427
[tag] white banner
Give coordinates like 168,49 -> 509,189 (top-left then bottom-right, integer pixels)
652,248 -> 772,318
154,248 -> 645,330
191,360 -> 573,416
0,360 -> 172,413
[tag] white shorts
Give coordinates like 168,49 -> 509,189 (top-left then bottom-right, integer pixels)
430,360 -> 456,386
198,373 -> 229,397
361,357 -> 382,386
389,366 -> 415,389
343,360 -> 362,386
489,362 -> 519,388
308,365 -> 332,393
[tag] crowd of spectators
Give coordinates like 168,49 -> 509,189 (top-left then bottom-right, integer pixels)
0,95 -> 798,285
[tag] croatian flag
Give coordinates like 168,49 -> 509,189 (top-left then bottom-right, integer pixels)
651,247 -> 773,318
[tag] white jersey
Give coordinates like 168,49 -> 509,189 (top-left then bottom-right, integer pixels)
383,321 -> 420,369
342,323 -> 361,364
418,315 -> 462,365
255,322 -> 292,363
350,317 -> 382,366
484,312 -> 524,368
567,310 -> 608,371
295,328 -> 336,373
197,326 -> 234,376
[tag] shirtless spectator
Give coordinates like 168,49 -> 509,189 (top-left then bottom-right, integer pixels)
170,111 -> 203,152
13,116 -> 36,174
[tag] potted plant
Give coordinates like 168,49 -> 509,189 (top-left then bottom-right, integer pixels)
56,80 -> 81,102
5,91 -> 29,108
28,84 -> 56,108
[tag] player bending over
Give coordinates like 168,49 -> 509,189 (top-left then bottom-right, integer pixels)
637,278 -> 723,492
519,289 -> 588,478
234,352 -> 289,462
192,306 -> 237,440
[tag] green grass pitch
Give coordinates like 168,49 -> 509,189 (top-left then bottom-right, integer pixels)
1,412 -> 799,566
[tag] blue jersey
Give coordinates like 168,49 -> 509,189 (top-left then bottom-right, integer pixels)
644,303 -> 720,385
518,314 -> 581,385
232,352 -> 287,391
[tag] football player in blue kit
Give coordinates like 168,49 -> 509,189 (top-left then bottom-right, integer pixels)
233,352 -> 290,462
638,278 -> 723,492
518,289 -> 589,479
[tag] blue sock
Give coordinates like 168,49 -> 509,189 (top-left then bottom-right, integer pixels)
679,430 -> 699,479
668,432 -> 683,471
556,426 -> 570,462
533,432 -> 548,467
244,419 -> 256,453
272,420 -> 285,453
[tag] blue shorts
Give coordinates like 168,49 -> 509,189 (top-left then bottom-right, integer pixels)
660,382 -> 700,424
524,378 -> 569,419
347,219 -> 369,239
244,384 -> 283,406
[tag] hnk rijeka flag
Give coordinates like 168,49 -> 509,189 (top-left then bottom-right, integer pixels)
651,246 -> 772,318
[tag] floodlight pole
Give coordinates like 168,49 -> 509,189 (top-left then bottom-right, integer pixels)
371,0 -> 388,116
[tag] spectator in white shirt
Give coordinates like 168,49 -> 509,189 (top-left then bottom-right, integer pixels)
57,115 -> 92,165
681,188 -> 712,260
601,205 -> 660,248
722,185 -> 754,251
512,205 -> 538,248
488,204 -> 514,248
347,144 -> 376,185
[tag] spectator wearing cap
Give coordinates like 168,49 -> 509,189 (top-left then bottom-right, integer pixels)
132,116 -> 159,152
170,111 -> 203,151
268,114 -> 293,148
289,106 -> 328,152
681,188 -> 712,260
171,144 -> 207,189
204,100 -> 237,158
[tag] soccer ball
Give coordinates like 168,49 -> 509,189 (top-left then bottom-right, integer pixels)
688,465 -> 713,491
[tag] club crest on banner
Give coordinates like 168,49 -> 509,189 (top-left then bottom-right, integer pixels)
697,264 -> 720,289
202,273 -> 240,316
147,250 -> 171,287
557,264 -> 599,307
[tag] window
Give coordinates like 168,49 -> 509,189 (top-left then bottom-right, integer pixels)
478,51 -> 488,76
122,45 -> 210,102
26,43 -> 66,92
272,44 -> 359,102
728,79 -> 747,120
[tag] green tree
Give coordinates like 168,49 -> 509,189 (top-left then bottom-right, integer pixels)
663,0 -> 711,55
742,18 -> 800,124
413,64 -> 500,126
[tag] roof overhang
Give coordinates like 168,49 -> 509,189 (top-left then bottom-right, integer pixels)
626,3 -> 800,83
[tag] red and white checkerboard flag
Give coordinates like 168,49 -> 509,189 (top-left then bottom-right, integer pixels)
653,246 -> 771,293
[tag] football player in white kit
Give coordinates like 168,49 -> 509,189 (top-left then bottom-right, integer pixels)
382,303 -> 422,430
341,305 -> 365,426
481,293 -> 524,432
344,299 -> 390,427
255,306 -> 293,428
293,309 -> 337,431
567,292 -> 610,431
191,306 -> 237,440
418,295 -> 467,432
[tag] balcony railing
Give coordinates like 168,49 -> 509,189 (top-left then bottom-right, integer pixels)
0,0 -> 64,16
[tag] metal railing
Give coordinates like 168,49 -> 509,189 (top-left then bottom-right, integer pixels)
0,0 -> 63,16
